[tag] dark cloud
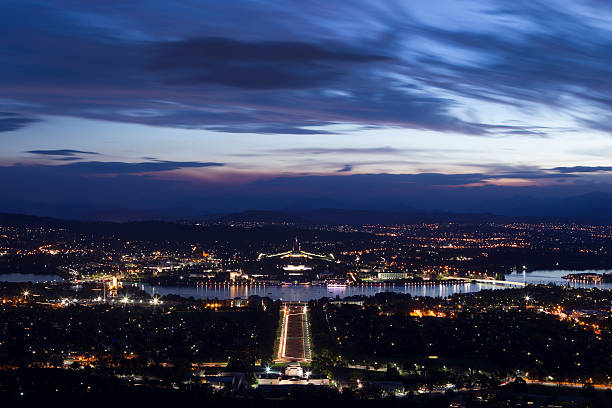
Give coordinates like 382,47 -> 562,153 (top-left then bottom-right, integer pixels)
253,172 -> 487,188
486,172 -> 577,179
5,160 -> 223,177
252,170 -> 577,192
151,37 -> 390,89
0,112 -> 38,132
337,164 -> 353,172
26,149 -> 100,156
50,160 -> 225,175
552,166 -> 612,173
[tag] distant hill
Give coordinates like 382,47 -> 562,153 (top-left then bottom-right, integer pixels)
211,210 -> 314,225
3,191 -> 612,224
207,208 -> 562,226
0,212 -> 369,244
294,208 -> 525,225
484,192 -> 612,224
0,198 -> 214,222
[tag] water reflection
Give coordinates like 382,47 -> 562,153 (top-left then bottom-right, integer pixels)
138,282 -> 502,302
505,269 -> 612,290
2,269 -> 609,302
0,273 -> 63,283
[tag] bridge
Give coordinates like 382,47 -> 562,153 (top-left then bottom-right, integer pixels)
445,277 -> 525,287
275,302 -> 312,363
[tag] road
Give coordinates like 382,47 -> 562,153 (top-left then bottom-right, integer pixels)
524,378 -> 612,390
276,303 -> 312,362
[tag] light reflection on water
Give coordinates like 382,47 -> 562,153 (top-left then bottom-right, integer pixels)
140,269 -> 612,301
505,269 -> 612,290
0,273 -> 63,283
139,282 -> 502,302
2,270 -> 609,301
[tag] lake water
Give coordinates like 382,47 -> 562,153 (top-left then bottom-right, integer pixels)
137,281 -> 503,302
0,273 -> 63,283
1,270 -> 610,301
505,269 -> 612,290
131,269 -> 612,301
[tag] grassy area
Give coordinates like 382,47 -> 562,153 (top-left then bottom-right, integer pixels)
271,306 -> 284,361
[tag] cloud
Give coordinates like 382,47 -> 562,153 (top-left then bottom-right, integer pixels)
253,172 -> 486,188
26,149 -> 100,156
404,1 -> 612,133
0,112 -> 38,132
52,160 -> 225,175
270,146 -> 404,155
53,157 -> 82,161
0,2 -> 494,135
337,164 -> 353,172
552,166 -> 612,173
151,37 -> 391,89
0,161 -> 607,215
252,170 -> 578,192
4,160 -> 224,177
204,125 -> 337,135
577,116 -> 612,134
3,0 -> 612,138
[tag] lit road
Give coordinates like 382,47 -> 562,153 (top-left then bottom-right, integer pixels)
524,378 -> 612,390
276,303 -> 312,362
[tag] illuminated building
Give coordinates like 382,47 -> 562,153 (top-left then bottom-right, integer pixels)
257,238 -> 335,281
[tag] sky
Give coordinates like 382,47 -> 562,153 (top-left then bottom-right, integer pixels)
2,0 -> 612,217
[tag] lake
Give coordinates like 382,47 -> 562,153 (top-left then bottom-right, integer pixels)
137,281 -> 504,302
0,273 -> 64,283
2,270 -> 610,301
505,269 -> 612,290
